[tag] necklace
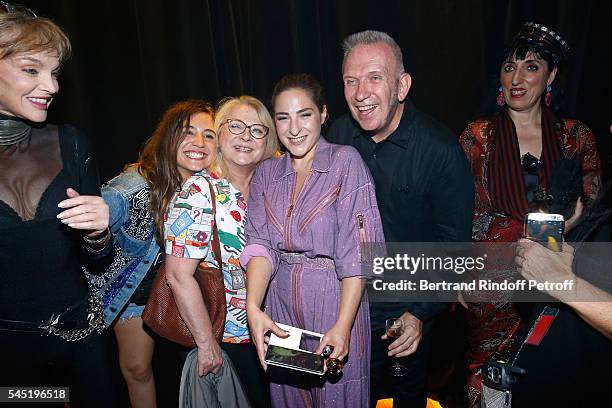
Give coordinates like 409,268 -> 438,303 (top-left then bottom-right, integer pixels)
0,117 -> 32,146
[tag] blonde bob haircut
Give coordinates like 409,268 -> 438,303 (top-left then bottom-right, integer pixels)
212,96 -> 279,181
0,11 -> 71,64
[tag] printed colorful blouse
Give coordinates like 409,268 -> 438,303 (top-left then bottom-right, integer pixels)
164,172 -> 249,343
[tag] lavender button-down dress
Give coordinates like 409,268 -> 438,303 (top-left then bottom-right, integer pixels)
241,137 -> 384,407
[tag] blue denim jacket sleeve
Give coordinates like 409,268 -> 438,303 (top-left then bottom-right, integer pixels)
98,169 -> 160,327
104,185 -> 129,234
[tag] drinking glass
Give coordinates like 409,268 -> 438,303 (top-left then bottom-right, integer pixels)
386,318 -> 407,377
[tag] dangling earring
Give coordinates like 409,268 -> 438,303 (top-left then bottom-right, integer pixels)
496,86 -> 505,107
544,85 -> 552,107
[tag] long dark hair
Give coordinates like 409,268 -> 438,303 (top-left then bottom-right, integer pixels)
136,100 -> 214,244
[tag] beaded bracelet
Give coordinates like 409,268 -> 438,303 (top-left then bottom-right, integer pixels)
83,229 -> 111,252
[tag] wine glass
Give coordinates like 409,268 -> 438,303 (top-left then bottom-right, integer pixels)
386,318 -> 407,377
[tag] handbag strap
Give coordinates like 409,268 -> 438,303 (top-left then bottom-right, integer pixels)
509,305 -> 559,365
204,177 -> 223,269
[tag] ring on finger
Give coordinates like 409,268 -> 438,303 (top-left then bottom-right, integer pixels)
326,357 -> 344,375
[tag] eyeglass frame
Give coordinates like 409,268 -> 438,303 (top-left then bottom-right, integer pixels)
225,118 -> 269,139
0,1 -> 37,17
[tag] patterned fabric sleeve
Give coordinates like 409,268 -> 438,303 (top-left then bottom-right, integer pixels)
459,120 -> 490,182
334,147 -> 385,279
459,120 -> 489,213
568,120 -> 602,200
458,122 -> 478,168
164,175 -> 214,260
459,121 -> 494,241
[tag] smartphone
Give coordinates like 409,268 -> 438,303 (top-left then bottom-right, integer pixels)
264,323 -> 325,375
265,345 -> 325,375
524,213 -> 564,251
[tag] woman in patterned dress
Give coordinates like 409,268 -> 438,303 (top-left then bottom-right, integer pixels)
458,22 -> 602,406
164,96 -> 279,407
241,73 -> 385,407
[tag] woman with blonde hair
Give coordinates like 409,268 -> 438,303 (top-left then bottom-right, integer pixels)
0,4 -> 116,406
165,95 -> 278,407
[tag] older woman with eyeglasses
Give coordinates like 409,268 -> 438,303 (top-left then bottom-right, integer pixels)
164,96 -> 278,407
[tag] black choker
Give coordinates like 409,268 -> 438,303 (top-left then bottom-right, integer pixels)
0,115 -> 32,146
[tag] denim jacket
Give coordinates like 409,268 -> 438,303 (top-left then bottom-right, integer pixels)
99,166 -> 160,327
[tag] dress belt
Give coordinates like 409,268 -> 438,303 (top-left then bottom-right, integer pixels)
0,318 -> 44,333
279,253 -> 335,268
0,298 -> 87,333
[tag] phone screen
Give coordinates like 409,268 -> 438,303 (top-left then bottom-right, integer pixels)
299,332 -> 323,353
265,345 -> 325,375
525,215 -> 564,251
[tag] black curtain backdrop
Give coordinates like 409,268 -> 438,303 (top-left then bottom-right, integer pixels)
20,0 -> 611,182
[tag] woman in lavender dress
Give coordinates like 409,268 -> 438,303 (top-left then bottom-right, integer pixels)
241,73 -> 384,407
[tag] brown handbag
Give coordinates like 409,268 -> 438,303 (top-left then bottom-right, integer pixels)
142,178 -> 226,347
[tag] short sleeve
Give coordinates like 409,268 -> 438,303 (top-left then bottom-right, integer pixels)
334,148 -> 385,279
240,160 -> 279,270
164,174 -> 214,260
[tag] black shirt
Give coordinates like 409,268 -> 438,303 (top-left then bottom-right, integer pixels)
326,101 -> 474,328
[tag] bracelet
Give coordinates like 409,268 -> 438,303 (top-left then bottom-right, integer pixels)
83,229 -> 111,246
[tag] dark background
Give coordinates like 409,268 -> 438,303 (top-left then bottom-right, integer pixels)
21,0 -> 611,182
8,2 -> 610,405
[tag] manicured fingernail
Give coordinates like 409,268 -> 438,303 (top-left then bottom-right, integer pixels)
58,202 -> 66,208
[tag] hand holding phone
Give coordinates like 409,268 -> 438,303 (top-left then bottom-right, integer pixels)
264,323 -> 326,375
247,308 -> 288,369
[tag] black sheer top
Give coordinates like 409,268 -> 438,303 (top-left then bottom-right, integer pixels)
0,120 -> 106,322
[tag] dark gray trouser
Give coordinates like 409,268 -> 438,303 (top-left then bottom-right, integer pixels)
179,348 -> 251,408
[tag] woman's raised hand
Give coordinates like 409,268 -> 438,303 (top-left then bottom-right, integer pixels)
57,188 -> 109,236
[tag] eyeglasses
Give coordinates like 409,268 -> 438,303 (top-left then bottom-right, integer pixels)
225,119 -> 269,139
521,152 -> 540,175
0,1 -> 37,17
